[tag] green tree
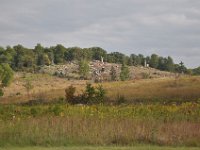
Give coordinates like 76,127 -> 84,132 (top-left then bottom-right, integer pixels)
0,63 -> 14,87
84,83 -> 96,104
83,83 -> 106,104
90,47 -> 107,61
137,54 -> 144,66
79,60 -> 90,79
165,56 -> 175,72
0,46 -> 14,65
53,44 -> 66,64
34,43 -> 46,66
110,66 -> 117,81
64,47 -> 82,61
150,54 -> 159,68
13,45 -> 35,70
157,57 -> 166,70
0,63 -> 14,97
175,61 -> 187,74
192,66 -> 200,75
129,54 -> 137,66
107,52 -> 126,64
95,84 -> 106,103
120,64 -> 130,81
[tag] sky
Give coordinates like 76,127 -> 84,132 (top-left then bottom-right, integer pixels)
0,0 -> 200,68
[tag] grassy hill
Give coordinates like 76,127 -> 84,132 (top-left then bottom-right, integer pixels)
1,71 -> 200,104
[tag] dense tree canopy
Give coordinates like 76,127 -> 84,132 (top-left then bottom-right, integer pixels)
0,44 -> 191,74
192,67 -> 200,75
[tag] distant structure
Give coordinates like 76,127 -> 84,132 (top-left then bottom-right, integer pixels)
144,59 -> 147,67
101,56 -> 104,63
144,59 -> 149,68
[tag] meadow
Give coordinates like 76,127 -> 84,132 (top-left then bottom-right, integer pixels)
1,73 -> 200,104
0,103 -> 200,147
1,74 -> 200,148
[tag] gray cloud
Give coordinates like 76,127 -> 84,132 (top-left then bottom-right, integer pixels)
0,0 -> 200,68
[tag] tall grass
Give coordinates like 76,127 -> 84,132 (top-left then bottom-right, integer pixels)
104,76 -> 200,103
0,104 -> 200,147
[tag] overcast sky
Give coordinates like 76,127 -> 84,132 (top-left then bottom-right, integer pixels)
0,0 -> 200,68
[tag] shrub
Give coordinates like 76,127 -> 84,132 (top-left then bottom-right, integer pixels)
65,85 -> 76,104
82,83 -> 106,104
84,83 -> 96,104
66,83 -> 106,105
95,84 -> 106,104
52,105 -> 63,116
30,107 -> 40,117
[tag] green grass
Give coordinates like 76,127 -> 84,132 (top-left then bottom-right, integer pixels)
0,146 -> 200,150
1,76 -> 200,147
1,103 -> 200,121
0,104 -> 200,147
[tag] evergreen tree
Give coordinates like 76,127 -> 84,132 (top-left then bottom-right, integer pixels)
0,63 -> 14,97
110,66 -> 117,81
0,63 -> 14,87
120,64 -> 130,81
79,60 -> 90,79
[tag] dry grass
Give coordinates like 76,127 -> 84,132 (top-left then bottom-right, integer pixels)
1,73 -> 86,104
0,102 -> 200,146
1,72 -> 200,104
102,76 -> 200,103
0,116 -> 200,146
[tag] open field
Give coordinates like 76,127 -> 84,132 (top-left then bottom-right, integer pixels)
1,73 -> 200,147
0,146 -> 200,150
1,73 -> 87,104
105,76 -> 200,103
0,104 -> 200,147
1,73 -> 200,104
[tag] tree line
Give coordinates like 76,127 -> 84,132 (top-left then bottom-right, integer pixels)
0,43 -> 195,74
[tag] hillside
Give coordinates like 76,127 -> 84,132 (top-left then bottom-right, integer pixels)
1,68 -> 199,104
39,61 -> 175,81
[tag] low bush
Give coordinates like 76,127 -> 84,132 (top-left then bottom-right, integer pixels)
65,83 -> 106,105
65,85 -> 76,104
